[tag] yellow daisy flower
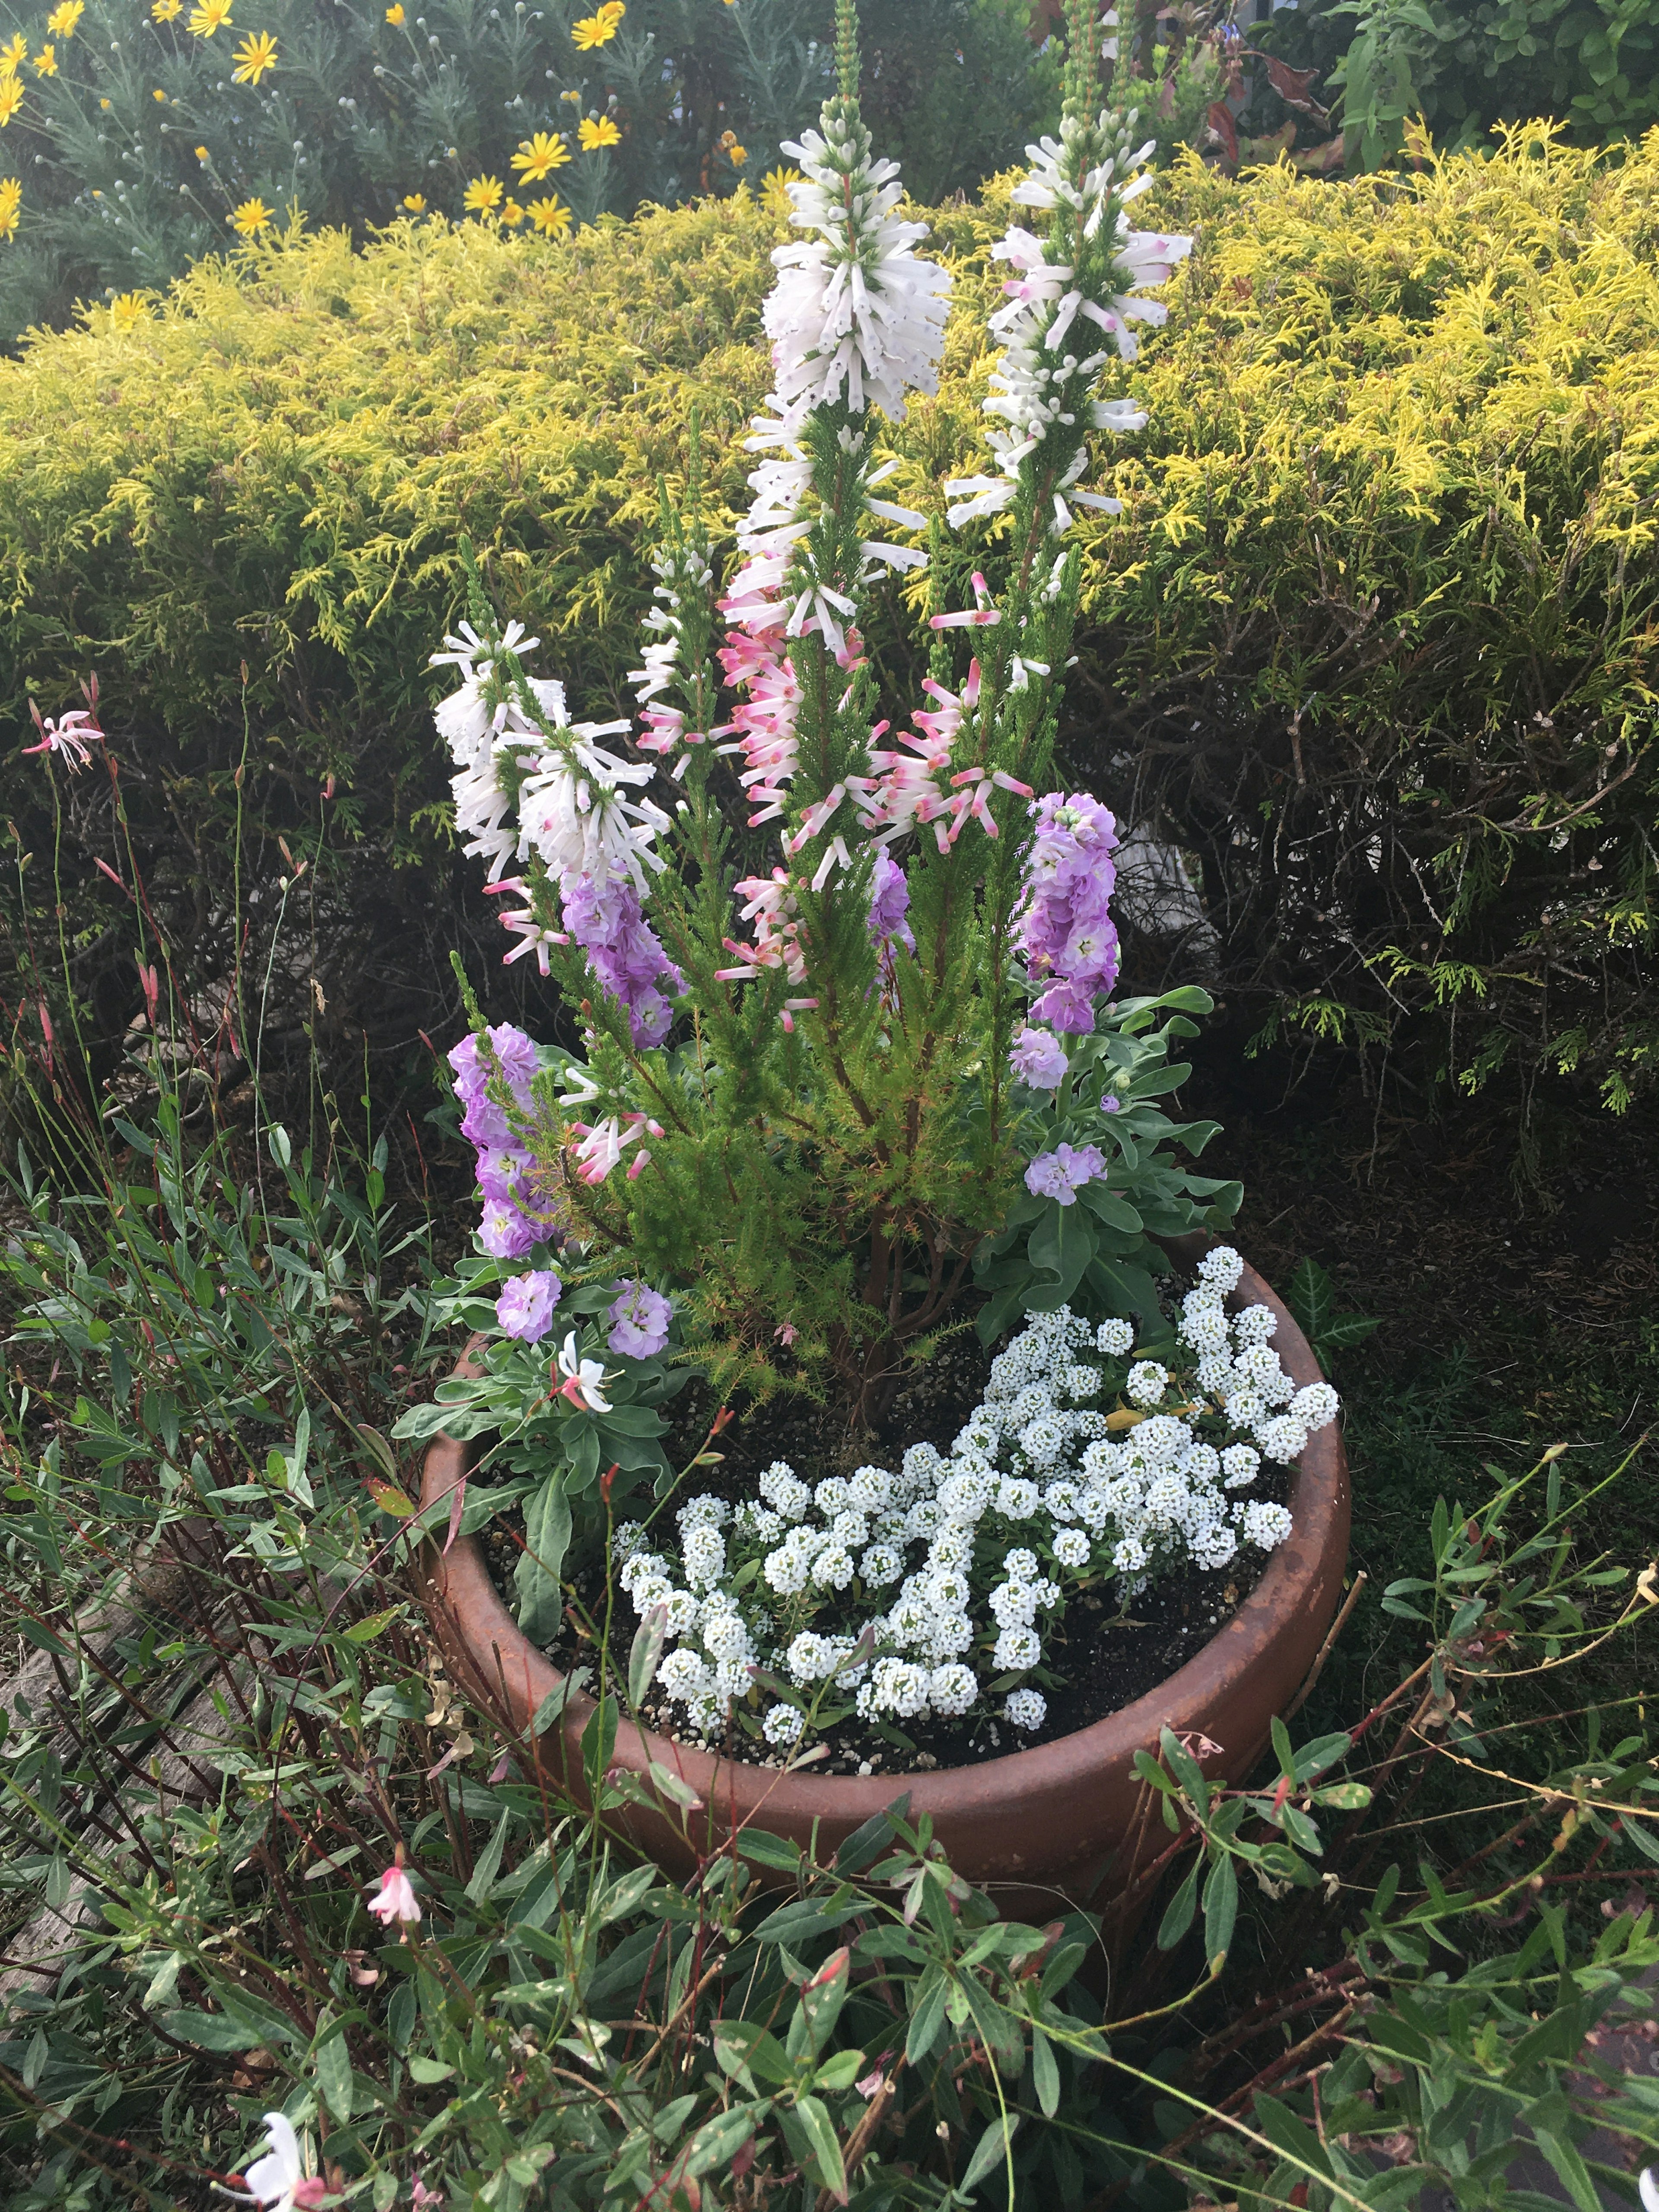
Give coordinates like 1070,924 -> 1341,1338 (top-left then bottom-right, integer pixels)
599,0 -> 625,18
760,164 -> 801,218
577,114 -> 620,150
462,172 -> 502,216
150,0 -> 182,16
109,292 -> 150,328
401,191 -> 426,211
46,1 -> 83,36
571,8 -> 620,49
728,142 -> 747,165
527,193 -> 571,238
0,177 -> 20,241
152,86 -> 167,100
0,78 -> 23,126
187,0 -> 232,37
230,195 -> 270,235
502,197 -> 527,226
194,143 -> 209,159
0,33 -> 25,65
509,130 -> 569,182
385,1 -> 404,17
32,45 -> 57,76
231,29 -> 276,83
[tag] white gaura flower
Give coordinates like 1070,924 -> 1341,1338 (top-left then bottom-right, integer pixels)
555,1331 -> 613,1414
239,2113 -> 326,2210
766,102 -> 952,424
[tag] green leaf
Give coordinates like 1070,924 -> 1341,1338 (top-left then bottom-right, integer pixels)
906,1964 -> 949,2063
1076,1182 -> 1144,1234
582,1695 -> 618,1799
514,1471 -> 571,1644
1313,1782 -> 1372,1811
737,1827 -> 804,1873
628,1601 -> 668,1707
1028,1201 -> 1094,1296
1157,1858 -> 1200,1951
466,1808 -> 512,1904
1528,2110 -> 1600,2212
157,2006 -> 284,2053
313,2022 -> 353,2121
1286,1256 -> 1332,1348
597,1864 -> 660,1926
791,2093 -> 847,2202
683,2102 -> 764,2182
1202,1850 -> 1238,1969
1031,2023 -> 1060,2118
529,1665 -> 590,1735
961,2113 -> 1020,2196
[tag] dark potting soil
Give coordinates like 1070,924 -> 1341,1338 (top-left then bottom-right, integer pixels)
480,1301 -> 1286,1777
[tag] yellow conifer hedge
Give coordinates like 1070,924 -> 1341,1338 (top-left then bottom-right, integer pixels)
2,135 -> 1654,1113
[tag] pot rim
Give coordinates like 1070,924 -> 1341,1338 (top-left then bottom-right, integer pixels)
417,1236 -> 1350,1825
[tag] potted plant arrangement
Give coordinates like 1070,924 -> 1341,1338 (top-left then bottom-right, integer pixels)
398,0 -> 1349,1915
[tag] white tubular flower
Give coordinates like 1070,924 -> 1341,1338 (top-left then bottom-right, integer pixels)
945,114 -> 1189,529
517,728 -> 671,896
766,102 -> 952,424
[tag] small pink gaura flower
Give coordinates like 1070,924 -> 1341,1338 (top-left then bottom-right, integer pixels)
366,1861 -> 421,1927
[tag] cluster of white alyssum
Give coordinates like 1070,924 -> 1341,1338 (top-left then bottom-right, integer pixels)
614,1248 -> 1338,1753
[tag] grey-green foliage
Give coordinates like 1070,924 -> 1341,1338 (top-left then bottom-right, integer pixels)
0,0 -> 1059,343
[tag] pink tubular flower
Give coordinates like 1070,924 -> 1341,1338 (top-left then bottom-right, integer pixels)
929,571 -> 1002,631
715,864 -> 807,988
367,1862 -> 421,1926
24,706 -> 104,772
715,621 -> 804,827
568,1112 -> 659,1185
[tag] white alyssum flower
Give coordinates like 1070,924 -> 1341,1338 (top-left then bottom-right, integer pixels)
627,1254 -> 1339,1748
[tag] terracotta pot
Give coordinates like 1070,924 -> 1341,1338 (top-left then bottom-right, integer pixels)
414,1241 -> 1350,1923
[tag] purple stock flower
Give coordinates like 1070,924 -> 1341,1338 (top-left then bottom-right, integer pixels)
451,1023 -> 540,1148
476,1146 -> 533,1204
867,849 -> 914,998
868,850 -> 915,951
1009,1024 -> 1068,1089
1023,1141 -> 1108,1206
1017,793 -> 1121,1034
1100,1091 -> 1122,1115
496,1268 -> 563,1342
607,1279 -> 674,1359
479,1198 -> 540,1259
562,872 -> 684,1051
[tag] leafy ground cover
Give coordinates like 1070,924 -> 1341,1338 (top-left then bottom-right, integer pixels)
0,968 -> 1656,2206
